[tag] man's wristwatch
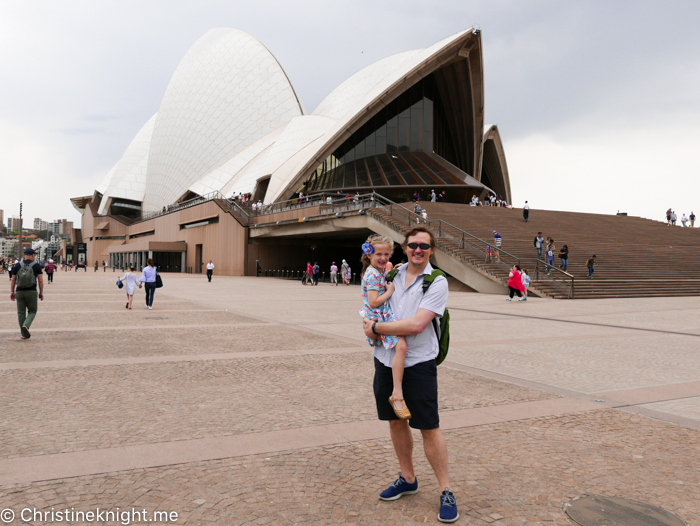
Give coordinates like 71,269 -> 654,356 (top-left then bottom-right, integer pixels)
372,322 -> 378,335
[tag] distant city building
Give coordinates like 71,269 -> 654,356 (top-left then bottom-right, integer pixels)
47,219 -> 73,238
0,210 -> 4,230
0,238 -> 18,259
34,218 -> 50,231
8,217 -> 21,233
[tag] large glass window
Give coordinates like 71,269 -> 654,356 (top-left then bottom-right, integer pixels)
299,69 -> 469,194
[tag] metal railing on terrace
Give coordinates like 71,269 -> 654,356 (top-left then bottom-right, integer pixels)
126,191 -> 250,224
250,192 -> 376,218
534,259 -> 576,299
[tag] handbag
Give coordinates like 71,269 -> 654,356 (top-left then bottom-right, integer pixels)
155,272 -> 163,288
116,279 -> 124,289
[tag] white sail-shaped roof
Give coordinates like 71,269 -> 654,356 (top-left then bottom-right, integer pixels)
91,27 -> 510,214
97,114 -> 157,214
263,29 -> 474,203
142,28 -> 304,212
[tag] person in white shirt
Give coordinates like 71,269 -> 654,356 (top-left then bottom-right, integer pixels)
421,209 -> 428,224
523,201 -> 530,222
681,213 -> 688,227
430,190 -> 436,202
330,261 -> 338,286
206,260 -> 215,282
326,196 -> 333,205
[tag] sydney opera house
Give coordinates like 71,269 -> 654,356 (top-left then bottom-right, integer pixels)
71,27 -> 510,275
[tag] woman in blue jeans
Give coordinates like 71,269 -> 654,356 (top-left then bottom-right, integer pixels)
139,259 -> 158,309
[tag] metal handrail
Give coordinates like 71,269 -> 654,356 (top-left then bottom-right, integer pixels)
251,192 -> 375,216
220,197 -> 251,221
534,258 -> 575,299
369,193 -> 521,265
128,191 -> 226,223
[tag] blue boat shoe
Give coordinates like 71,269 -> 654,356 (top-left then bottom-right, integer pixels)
379,472 -> 418,501
438,488 -> 459,523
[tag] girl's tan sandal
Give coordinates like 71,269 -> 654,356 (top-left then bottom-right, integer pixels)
389,396 -> 411,420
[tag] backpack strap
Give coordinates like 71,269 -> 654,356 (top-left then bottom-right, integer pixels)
422,269 -> 447,339
421,269 -> 446,294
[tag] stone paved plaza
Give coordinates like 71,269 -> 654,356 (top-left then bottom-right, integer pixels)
1,271 -> 700,525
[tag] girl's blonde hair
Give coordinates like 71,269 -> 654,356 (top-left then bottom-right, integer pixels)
361,234 -> 395,277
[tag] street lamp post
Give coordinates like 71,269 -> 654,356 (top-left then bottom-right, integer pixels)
18,201 -> 23,259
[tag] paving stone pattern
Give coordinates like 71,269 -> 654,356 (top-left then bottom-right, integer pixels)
1,410 -> 698,525
0,324 -> 350,363
0,353 -> 554,458
2,273 -> 700,525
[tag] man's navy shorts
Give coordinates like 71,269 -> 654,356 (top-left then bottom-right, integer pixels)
373,357 -> 439,430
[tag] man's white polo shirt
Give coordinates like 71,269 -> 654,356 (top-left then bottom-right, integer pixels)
373,262 -> 448,368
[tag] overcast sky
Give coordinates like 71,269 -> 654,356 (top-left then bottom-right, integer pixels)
2,0 -> 699,227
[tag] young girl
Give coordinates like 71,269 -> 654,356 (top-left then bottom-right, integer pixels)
359,234 -> 411,420
521,268 -> 530,300
118,266 -> 141,309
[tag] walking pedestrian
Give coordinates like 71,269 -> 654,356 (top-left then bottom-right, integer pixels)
691,212 -> 696,228
119,266 -> 141,309
681,213 -> 688,227
523,201 -> 530,222
521,268 -> 531,299
545,239 -> 555,275
558,245 -> 569,271
139,258 -> 157,309
671,211 -> 677,225
305,261 -> 314,286
341,259 -> 349,285
9,248 -> 43,340
345,263 -> 353,285
313,261 -> 320,285
506,265 -> 525,302
534,232 -> 544,260
361,226 -> 458,523
94,260 -> 99,272
430,190 -> 436,202
206,260 -> 214,282
493,230 -> 502,261
44,259 -> 57,284
666,208 -> 672,225
586,255 -> 597,278
330,261 -> 338,285
103,260 -> 108,272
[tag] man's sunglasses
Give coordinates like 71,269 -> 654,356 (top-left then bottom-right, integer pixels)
406,242 -> 432,250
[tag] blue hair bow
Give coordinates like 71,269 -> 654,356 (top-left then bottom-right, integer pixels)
361,242 -> 374,255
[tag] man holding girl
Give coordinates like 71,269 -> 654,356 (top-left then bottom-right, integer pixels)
360,227 -> 458,523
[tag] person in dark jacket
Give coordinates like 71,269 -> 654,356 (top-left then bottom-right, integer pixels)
558,245 -> 569,271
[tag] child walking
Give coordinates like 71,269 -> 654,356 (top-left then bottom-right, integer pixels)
359,234 -> 411,419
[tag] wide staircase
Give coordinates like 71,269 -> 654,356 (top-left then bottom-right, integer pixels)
391,203 -> 700,299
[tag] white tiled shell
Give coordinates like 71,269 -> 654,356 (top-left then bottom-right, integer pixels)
95,165 -> 116,196
260,116 -> 334,179
190,125 -> 287,197
97,114 -> 157,214
143,28 -> 303,212
264,29 -> 472,203
222,143 -> 276,197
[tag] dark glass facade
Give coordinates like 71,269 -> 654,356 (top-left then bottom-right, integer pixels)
300,73 -> 471,194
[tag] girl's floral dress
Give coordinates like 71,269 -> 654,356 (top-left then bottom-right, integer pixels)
359,267 -> 400,348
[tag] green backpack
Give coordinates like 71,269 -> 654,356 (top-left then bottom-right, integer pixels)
17,261 -> 38,289
385,267 -> 450,365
